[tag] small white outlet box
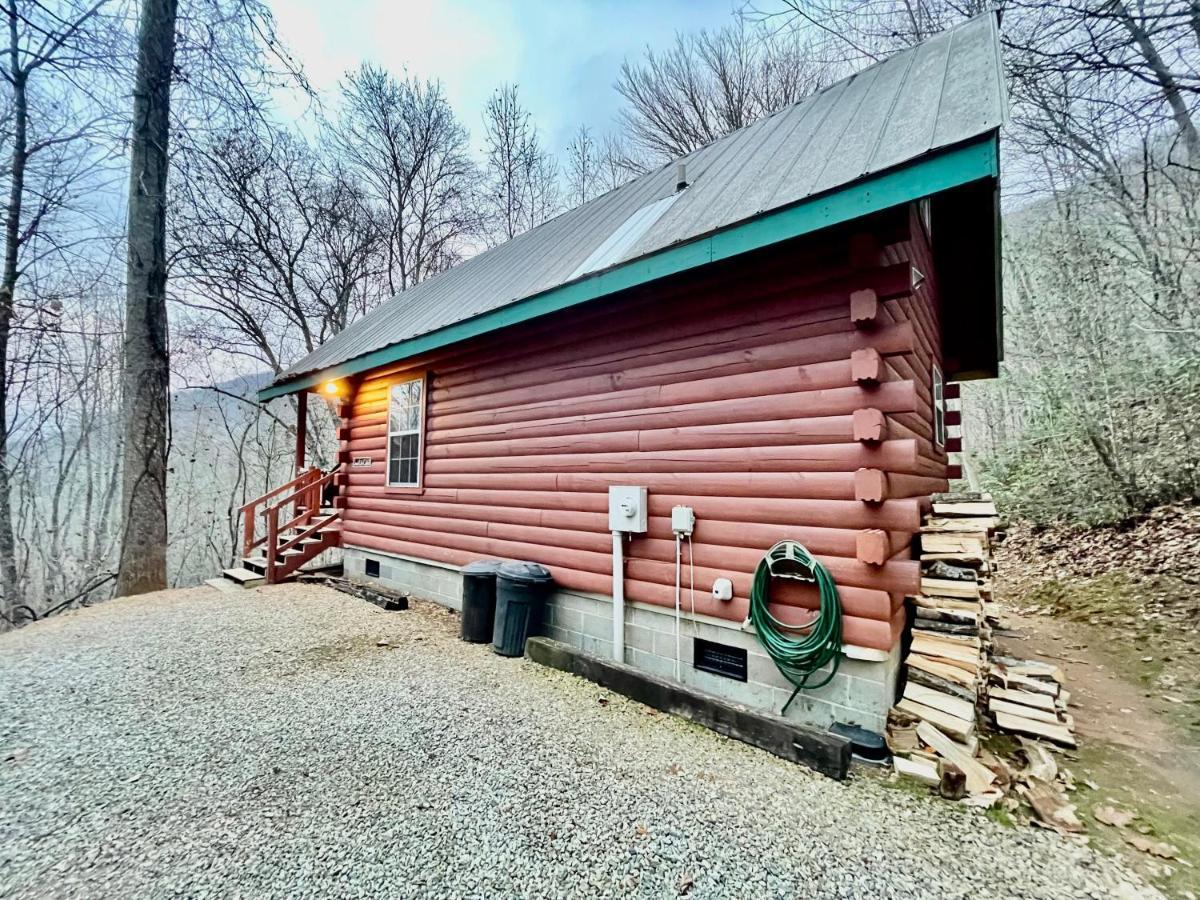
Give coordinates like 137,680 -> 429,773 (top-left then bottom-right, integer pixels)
712,577 -> 734,602
670,505 -> 695,536
608,486 -> 648,533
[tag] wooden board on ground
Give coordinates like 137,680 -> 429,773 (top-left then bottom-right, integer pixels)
916,721 -> 995,794
894,755 -> 939,786
992,709 -> 1076,748
897,698 -> 975,743
904,682 -> 976,722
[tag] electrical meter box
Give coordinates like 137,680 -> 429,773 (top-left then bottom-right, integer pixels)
608,486 -> 648,533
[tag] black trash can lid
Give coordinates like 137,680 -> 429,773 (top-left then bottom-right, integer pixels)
497,561 -> 553,584
462,559 -> 504,576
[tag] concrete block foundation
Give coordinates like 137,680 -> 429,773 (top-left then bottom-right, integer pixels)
343,546 -> 901,734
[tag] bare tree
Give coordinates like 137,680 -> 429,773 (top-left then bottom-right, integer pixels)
333,64 -> 480,294
566,124 -> 600,205
117,0 -> 177,596
0,0 -> 124,620
482,83 -> 560,240
755,0 -> 1200,522
616,19 -> 827,161
172,125 -> 387,375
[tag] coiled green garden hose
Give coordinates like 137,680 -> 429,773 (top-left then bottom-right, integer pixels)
748,540 -> 843,714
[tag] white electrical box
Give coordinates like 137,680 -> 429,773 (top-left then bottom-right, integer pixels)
671,505 -> 695,536
608,486 -> 648,533
712,578 -> 734,602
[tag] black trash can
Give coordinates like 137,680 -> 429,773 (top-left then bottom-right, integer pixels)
460,560 -> 503,643
492,561 -> 554,657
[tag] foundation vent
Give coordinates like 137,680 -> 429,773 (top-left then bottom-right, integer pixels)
693,638 -> 748,682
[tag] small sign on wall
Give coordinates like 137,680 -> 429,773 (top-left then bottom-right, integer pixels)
352,456 -> 373,468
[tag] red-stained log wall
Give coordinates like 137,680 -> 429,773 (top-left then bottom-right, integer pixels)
334,205 -> 950,651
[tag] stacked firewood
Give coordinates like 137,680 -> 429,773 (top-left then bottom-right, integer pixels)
887,492 -> 1078,807
886,492 -> 996,793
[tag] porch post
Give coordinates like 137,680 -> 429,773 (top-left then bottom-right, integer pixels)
295,390 -> 308,474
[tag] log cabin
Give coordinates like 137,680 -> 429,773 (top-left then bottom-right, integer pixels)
240,14 -> 1005,734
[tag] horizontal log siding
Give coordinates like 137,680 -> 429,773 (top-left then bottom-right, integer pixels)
339,212 -> 944,651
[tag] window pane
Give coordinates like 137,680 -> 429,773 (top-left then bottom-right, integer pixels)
402,403 -> 419,431
389,386 -> 403,433
387,377 -> 423,484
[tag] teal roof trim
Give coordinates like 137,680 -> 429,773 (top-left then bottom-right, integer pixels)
259,133 -> 998,402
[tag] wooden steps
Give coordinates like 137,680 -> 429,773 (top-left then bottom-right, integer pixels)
221,567 -> 266,587
233,467 -> 344,585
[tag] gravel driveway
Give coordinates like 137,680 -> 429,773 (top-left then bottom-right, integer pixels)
0,584 -> 1156,899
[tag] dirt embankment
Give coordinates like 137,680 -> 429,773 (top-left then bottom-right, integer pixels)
994,502 -> 1200,896
996,502 -> 1200,714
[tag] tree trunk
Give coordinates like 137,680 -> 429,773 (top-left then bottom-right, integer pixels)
1114,1 -> 1200,163
117,0 -> 177,596
0,4 -> 27,617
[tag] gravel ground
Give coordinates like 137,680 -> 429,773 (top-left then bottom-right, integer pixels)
0,584 -> 1159,899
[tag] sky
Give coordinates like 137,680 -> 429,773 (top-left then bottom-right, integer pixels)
267,0 -> 743,155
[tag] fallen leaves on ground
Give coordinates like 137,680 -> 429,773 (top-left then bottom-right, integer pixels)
1094,805 -> 1137,828
1124,834 -> 1179,859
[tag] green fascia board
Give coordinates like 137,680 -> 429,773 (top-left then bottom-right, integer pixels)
258,133 -> 999,402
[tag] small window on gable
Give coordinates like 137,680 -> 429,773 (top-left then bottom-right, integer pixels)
932,363 -> 946,449
387,376 -> 424,487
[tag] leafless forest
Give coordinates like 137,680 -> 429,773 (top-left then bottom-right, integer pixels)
0,0 -> 1195,625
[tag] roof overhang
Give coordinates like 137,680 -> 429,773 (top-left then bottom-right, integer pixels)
259,132 -> 1000,402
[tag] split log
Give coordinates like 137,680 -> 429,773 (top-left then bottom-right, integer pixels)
990,687 -> 1056,713
911,618 -> 978,637
897,698 -> 975,743
894,755 -> 939,786
905,666 -> 977,703
903,682 -> 976,722
907,653 -> 977,688
916,722 -> 995,794
992,710 -> 1076,748
990,698 -> 1063,726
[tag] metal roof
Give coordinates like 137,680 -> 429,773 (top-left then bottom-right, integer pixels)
264,13 -> 1004,397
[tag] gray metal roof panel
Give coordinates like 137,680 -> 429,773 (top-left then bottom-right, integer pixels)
271,13 -> 1004,387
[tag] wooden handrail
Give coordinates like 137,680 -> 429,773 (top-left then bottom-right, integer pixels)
275,511 -> 340,558
264,468 -> 338,517
261,467 -> 342,583
237,467 -> 319,515
240,466 -> 322,558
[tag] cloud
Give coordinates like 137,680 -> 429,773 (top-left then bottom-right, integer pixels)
268,0 -> 737,153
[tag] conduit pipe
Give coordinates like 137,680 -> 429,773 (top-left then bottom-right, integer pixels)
612,530 -> 625,663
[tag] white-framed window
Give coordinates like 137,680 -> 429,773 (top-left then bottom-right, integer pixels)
387,376 -> 424,486
932,363 -> 946,449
